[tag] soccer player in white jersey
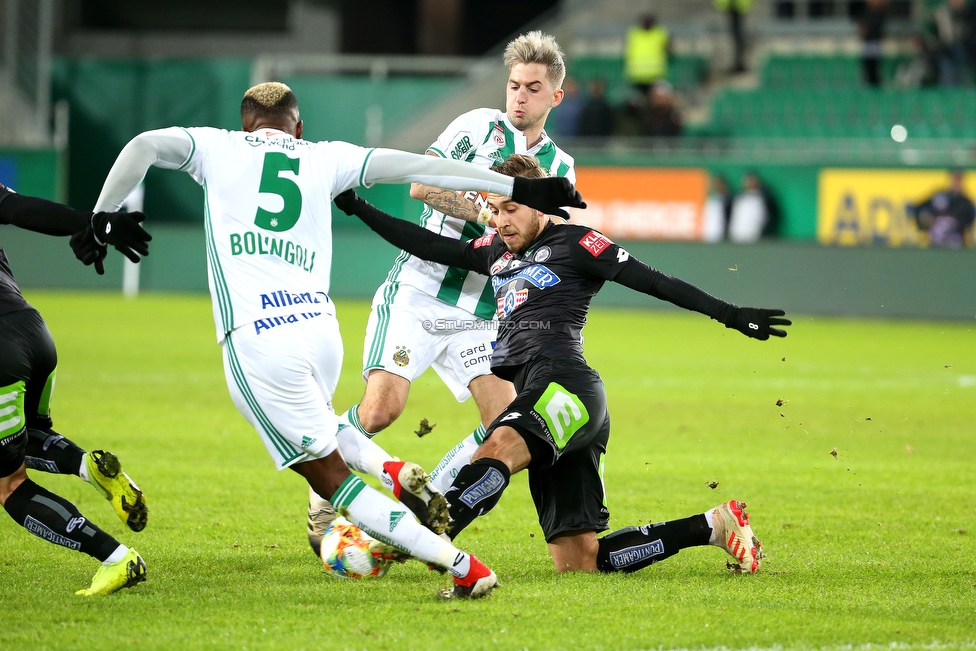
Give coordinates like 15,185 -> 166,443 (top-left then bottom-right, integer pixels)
308,31 -> 575,549
88,82 -> 583,599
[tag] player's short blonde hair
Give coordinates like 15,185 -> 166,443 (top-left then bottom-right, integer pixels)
503,31 -> 566,90
241,81 -> 299,120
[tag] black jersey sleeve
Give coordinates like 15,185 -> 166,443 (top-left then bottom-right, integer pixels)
0,185 -> 90,236
338,191 -> 494,274
567,226 -> 734,322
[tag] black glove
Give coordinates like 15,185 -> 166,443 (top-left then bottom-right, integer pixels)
511,176 -> 586,219
69,228 -> 109,275
723,306 -> 791,340
333,189 -> 364,216
91,211 -> 152,262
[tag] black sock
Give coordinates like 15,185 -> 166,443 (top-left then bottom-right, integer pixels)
24,428 -> 85,476
444,458 -> 511,540
596,514 -> 711,573
3,478 -> 119,561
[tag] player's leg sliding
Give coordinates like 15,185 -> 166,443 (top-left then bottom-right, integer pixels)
443,457 -> 511,539
24,428 -> 148,532
330,474 -> 498,598
2,475 -> 146,595
594,501 -> 763,574
428,424 -> 487,494
595,514 -> 712,572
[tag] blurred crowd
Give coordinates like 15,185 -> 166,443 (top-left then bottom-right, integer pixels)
895,0 -> 976,87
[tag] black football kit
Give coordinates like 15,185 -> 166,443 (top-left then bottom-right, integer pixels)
338,190 -> 789,571
0,183 -> 125,562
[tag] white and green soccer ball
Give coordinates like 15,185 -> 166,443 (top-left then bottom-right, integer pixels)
319,516 -> 390,579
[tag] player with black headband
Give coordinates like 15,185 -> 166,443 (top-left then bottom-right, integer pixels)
332,154 -> 791,579
0,183 -> 151,595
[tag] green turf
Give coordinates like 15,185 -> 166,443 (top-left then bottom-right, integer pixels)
2,291 -> 974,651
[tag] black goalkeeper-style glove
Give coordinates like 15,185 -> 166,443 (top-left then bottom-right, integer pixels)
70,211 -> 152,275
511,176 -> 586,219
333,189 -> 365,216
723,306 -> 792,341
69,228 -> 109,274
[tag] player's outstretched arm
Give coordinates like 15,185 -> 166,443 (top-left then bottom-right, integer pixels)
334,190 -> 483,272
570,235 -> 790,341
363,149 -> 585,218
0,189 -> 89,235
409,153 -> 483,223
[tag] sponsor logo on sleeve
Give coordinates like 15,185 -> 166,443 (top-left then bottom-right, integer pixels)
473,232 -> 496,249
489,252 -> 514,274
451,135 -> 473,160
579,231 -> 613,257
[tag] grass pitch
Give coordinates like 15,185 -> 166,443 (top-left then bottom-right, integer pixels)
2,291 -> 974,651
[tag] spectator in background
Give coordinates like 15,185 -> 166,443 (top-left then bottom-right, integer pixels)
551,76 -> 584,137
577,79 -> 615,137
895,32 -> 940,88
714,0 -> 752,73
638,81 -> 683,137
624,14 -> 670,95
859,0 -> 888,87
933,0 -> 972,86
913,169 -> 976,248
728,172 -> 780,242
703,174 -> 732,242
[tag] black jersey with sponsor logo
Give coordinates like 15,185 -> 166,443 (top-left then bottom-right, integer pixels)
350,198 -> 733,381
0,183 -> 33,317
465,223 -> 626,378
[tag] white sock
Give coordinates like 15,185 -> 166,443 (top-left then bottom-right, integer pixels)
704,508 -> 717,544
335,424 -> 394,477
103,544 -> 128,565
331,474 -> 472,578
78,457 -> 89,482
429,424 -> 487,494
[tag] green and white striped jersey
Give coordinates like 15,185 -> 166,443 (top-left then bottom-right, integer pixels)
388,108 -> 575,320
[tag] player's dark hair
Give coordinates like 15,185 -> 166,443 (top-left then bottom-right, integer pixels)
491,154 -> 548,180
240,82 -> 299,122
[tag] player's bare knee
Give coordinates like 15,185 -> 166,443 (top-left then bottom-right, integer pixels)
0,466 -> 28,504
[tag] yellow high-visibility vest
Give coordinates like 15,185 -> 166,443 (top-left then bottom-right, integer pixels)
714,0 -> 753,12
624,26 -> 669,84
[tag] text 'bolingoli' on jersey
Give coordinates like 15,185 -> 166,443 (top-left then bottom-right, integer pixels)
177,127 -> 372,342
389,108 -> 575,321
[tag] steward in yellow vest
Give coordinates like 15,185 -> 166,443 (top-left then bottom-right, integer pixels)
625,15 -> 670,92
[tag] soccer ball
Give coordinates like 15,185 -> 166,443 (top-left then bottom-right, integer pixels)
319,517 -> 390,579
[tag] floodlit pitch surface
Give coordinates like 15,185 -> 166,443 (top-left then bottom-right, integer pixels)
3,292 -> 973,651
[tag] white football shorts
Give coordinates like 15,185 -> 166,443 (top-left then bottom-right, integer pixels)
221,305 -> 342,470
362,282 -> 496,401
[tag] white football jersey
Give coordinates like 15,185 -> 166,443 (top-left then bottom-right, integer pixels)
390,108 -> 575,320
178,126 -> 371,342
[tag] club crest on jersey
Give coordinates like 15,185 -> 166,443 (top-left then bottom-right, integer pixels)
490,252 -> 514,275
493,124 -> 506,147
580,231 -> 613,257
392,346 -> 410,367
533,246 -> 552,262
473,232 -> 496,248
490,264 -> 560,292
496,287 -> 529,317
